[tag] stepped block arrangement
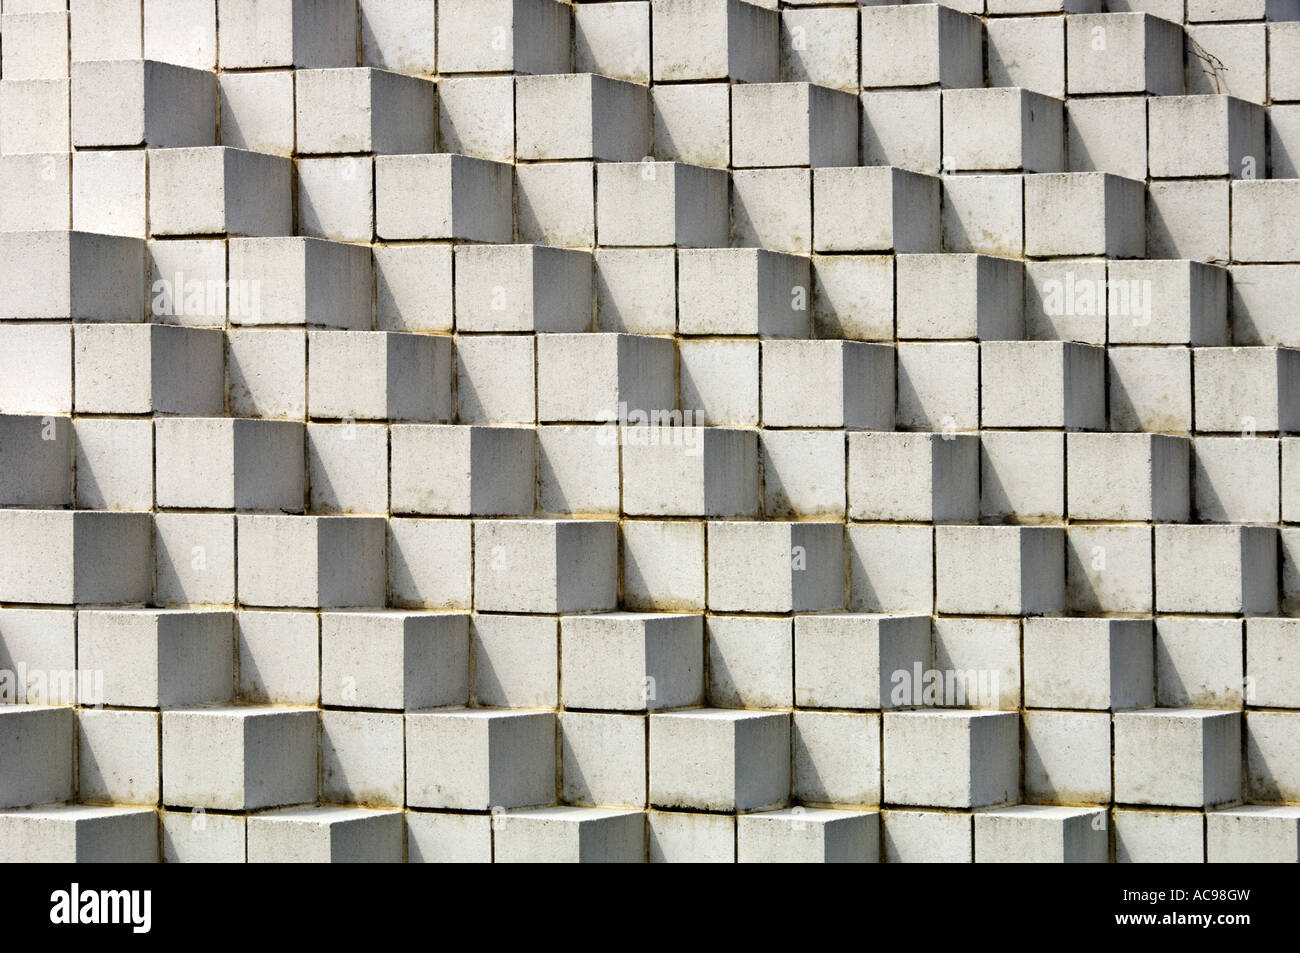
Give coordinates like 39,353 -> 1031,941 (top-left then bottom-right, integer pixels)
1,0 -> 1299,864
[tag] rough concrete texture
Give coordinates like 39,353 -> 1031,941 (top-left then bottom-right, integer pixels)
0,0 -> 1298,864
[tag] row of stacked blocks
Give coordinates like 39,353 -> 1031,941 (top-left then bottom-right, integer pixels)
2,0 -> 1300,861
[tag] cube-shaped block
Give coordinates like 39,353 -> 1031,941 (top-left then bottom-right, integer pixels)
561,613 -> 703,712
1114,710 -> 1242,809
883,711 -> 1020,810
321,612 -> 468,711
406,709 -> 556,811
78,609 -> 233,708
473,520 -> 618,613
649,710 -> 790,812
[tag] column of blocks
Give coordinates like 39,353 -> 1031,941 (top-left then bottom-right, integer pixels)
1,0 -> 1299,865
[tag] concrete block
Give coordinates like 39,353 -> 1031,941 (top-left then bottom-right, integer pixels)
935,525 -> 1065,615
516,161 -> 595,247
1207,806 -> 1300,863
941,174 -> 1024,258
473,614 -> 558,709
247,807 -> 402,863
706,615 -> 791,709
144,0 -> 216,69
495,807 -> 644,863
648,811 -> 734,863
793,711 -> 880,807
218,70 -> 294,155
761,429 -> 845,519
1024,172 -> 1146,258
307,330 -> 451,422
455,335 -> 535,424
296,156 -> 374,241
849,432 -> 978,523
651,0 -> 778,83
896,341 -> 979,431
375,153 -> 512,242
897,254 -> 1024,340
390,424 -> 533,517
595,248 -> 675,334
388,519 -> 472,611
1232,265 -> 1300,346
0,510 -> 152,605
1247,617 -> 1300,707
437,0 -> 570,75
0,805 -> 156,863
575,1 -> 650,85
237,610 -> 318,705
321,611 -> 467,711
78,608 -> 233,707
1107,259 -> 1228,346
621,520 -> 706,611
1023,617 -> 1154,710
72,60 -> 215,148
155,417 -> 304,511
649,709 -> 790,812
162,706 -> 316,810
1066,95 -> 1148,180
0,706 -> 73,808
1108,345 -> 1193,433
1193,346 -> 1300,432
78,708 -> 159,805
295,67 -> 434,155
596,162 -> 729,248
979,430 -> 1064,521
622,428 -> 758,518
72,150 -> 146,237
437,76 -> 514,161
0,413 -> 71,506
561,712 -> 646,808
813,167 -> 940,254
739,809 -> 879,863
0,230 -> 143,321
823,260 -> 908,341
454,244 -> 592,332
652,82 -> 730,168
374,244 -> 452,333
148,238 -> 226,326
1186,23 -> 1267,104
236,515 -> 387,608
406,709 -> 555,811
781,6 -> 858,92
980,341 -> 1106,430
707,521 -> 843,612
987,15 -> 1064,97
860,3 -> 981,89
406,813 -> 491,864
1066,432 -> 1190,521
761,340 -> 892,429
975,806 -> 1108,863
1157,618 -> 1244,709
0,79 -> 69,153
1147,179 -> 1229,261
882,810 -> 972,863
933,617 -> 1021,710
1066,13 -> 1184,95
162,810 -> 246,863
730,167 -> 810,254
517,73 -> 649,162
1115,709 -> 1242,808
943,87 -> 1064,173
149,147 -> 291,237
678,249 -> 810,337
2,11 -> 70,79
732,82 -> 857,168
218,0 -> 356,69
883,711 -> 1019,809
861,88 -> 941,174
228,237 -> 371,329
538,425 -> 620,516
848,523 -> 933,614
559,612 -> 702,712
537,333 -> 675,423
1149,95 -> 1265,178
473,519 -> 618,613
227,328 -> 306,419
1193,436 -> 1280,523
795,614 -> 930,710
321,710 -> 404,806
1232,180 -> 1300,262
1156,524 -> 1277,614
1113,809 -> 1205,863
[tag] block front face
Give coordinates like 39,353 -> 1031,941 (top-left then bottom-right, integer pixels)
0,0 -> 1292,867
